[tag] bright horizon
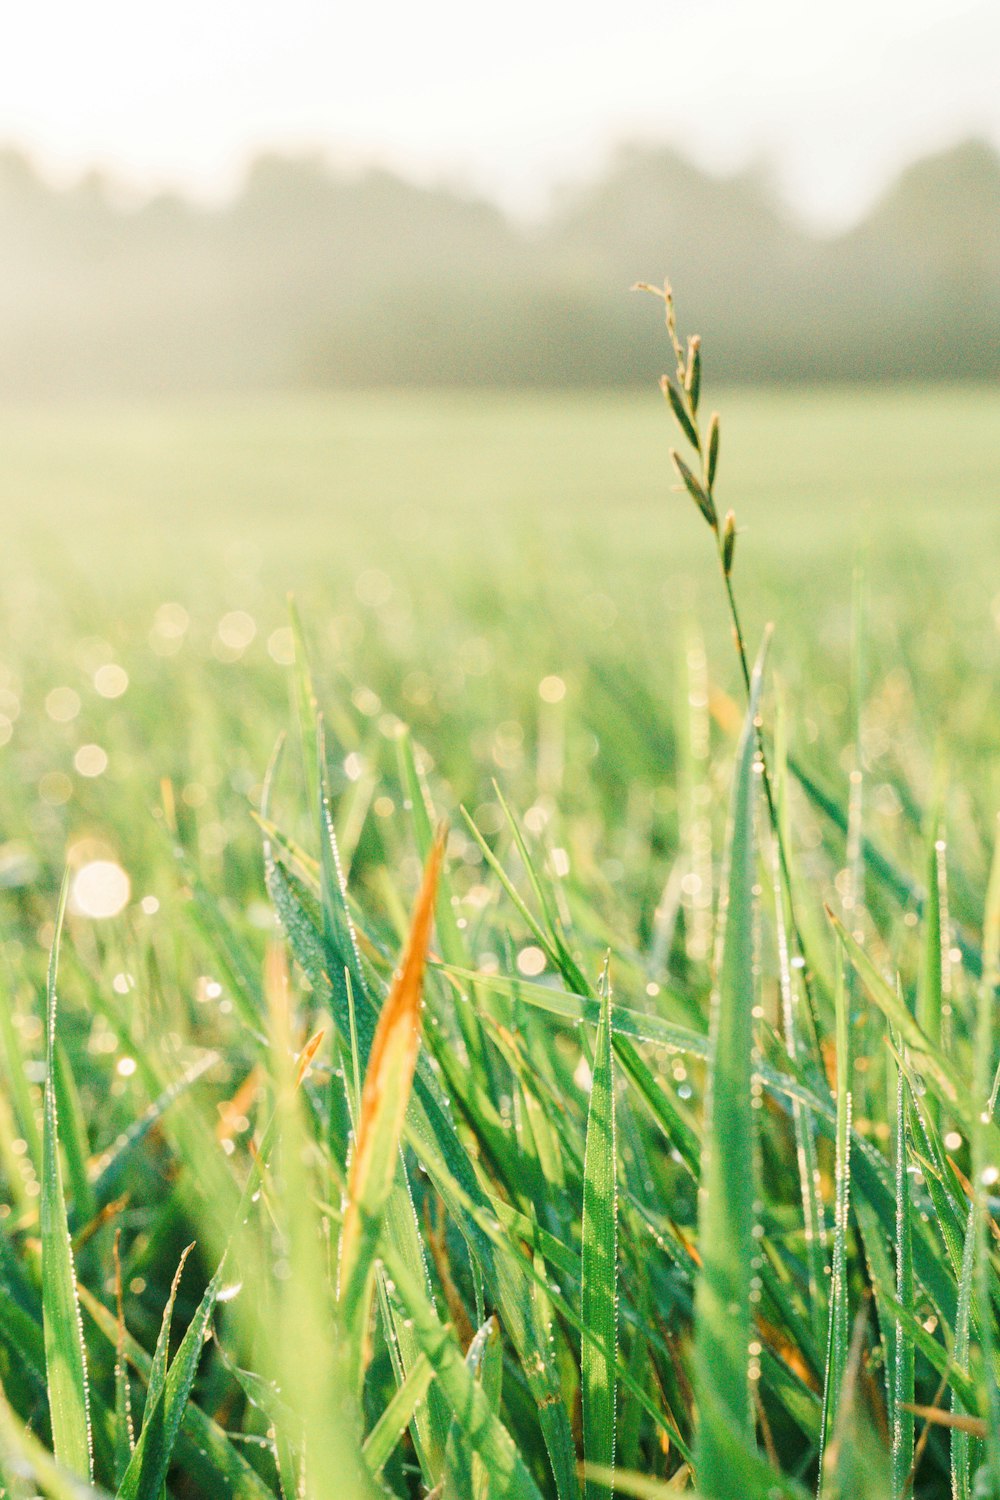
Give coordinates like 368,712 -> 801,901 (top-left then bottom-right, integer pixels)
1,0 -> 997,229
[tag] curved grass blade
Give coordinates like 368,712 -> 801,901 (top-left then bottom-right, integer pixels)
772,699 -> 826,1348
582,962 -> 618,1500
692,634 -> 768,1496
966,819 -> 1000,1498
42,873 -> 93,1483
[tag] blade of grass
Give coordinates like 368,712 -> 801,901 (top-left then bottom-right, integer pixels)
337,826 -> 444,1353
435,964 -> 706,1059
442,1316 -> 503,1500
891,1054 -> 914,1498
111,1234 -> 134,1489
951,1204 -> 978,1500
41,873 -> 93,1484
116,1259 -> 225,1500
772,696 -> 827,1349
136,1245 -> 195,1448
692,632 -> 768,1496
916,818 -> 946,1131
362,1352 -> 434,1477
262,942 -> 380,1500
582,960 -> 618,1500
396,726 -> 486,1071
818,943 -> 852,1489
969,819 -> 1000,1496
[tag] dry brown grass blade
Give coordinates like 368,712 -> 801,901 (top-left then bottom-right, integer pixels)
900,1402 -> 987,1437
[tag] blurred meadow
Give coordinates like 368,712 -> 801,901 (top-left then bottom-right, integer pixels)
2,381 -> 997,926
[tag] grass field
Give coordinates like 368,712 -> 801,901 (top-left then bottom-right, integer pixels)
0,376 -> 999,1499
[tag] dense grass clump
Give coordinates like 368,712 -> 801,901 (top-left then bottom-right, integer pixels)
0,288 -> 999,1499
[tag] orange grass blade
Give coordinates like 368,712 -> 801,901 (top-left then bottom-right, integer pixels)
339,825 -> 445,1303
294,1029 -> 325,1089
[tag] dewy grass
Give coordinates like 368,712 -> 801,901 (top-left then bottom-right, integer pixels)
0,281 -> 998,1500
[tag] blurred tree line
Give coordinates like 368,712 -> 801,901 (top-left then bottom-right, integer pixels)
0,138 -> 997,395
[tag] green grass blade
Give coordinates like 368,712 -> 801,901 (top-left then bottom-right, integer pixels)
772,699 -> 827,1349
318,718 -> 371,1049
581,961 -> 618,1500
116,1261 -> 225,1500
381,1243 -> 547,1500
396,726 -> 487,1070
138,1245 -> 194,1443
692,634 -> 768,1496
442,1316 -> 503,1500
917,819 -> 946,1131
951,1205 -> 978,1500
362,1353 -> 435,1477
112,1236 -> 135,1488
76,1286 -> 275,1500
0,980 -> 42,1174
891,1058 -> 914,1498
53,1040 -> 96,1230
819,943 -> 852,1486
969,819 -> 1000,1496
41,873 -> 93,1484
437,964 -> 707,1059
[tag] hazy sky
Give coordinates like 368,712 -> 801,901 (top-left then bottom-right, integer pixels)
1,0 -> 997,226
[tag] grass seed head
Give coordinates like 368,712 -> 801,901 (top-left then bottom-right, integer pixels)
670,448 -> 717,529
722,511 -> 737,576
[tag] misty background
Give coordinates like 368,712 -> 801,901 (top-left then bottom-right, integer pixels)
1,134 -> 998,397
